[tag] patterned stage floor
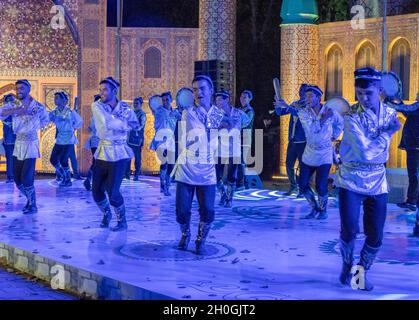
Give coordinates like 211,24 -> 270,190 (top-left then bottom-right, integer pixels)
0,177 -> 418,300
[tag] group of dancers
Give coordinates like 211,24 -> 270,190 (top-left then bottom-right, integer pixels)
1,66 -> 419,291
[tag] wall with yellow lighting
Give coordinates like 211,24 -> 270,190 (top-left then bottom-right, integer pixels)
278,13 -> 418,177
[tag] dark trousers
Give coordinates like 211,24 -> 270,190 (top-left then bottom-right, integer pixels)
406,149 -> 419,204
286,142 -> 306,189
4,143 -> 14,179
13,157 -> 36,188
92,159 -> 127,207
299,162 -> 331,197
126,144 -> 142,176
50,144 -> 72,169
69,145 -> 79,174
236,147 -> 249,188
89,147 -> 97,173
160,149 -> 174,179
216,157 -> 239,185
339,188 -> 388,248
176,181 -> 216,225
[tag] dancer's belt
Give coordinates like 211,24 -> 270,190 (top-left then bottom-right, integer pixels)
342,162 -> 385,171
16,133 -> 38,141
307,143 -> 331,151
99,139 -> 127,146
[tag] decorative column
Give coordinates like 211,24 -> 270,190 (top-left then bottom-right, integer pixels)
75,0 -> 108,174
198,0 -> 237,97
278,0 -> 320,176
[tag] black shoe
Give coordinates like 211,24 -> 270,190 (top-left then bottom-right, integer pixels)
317,210 -> 328,220
413,224 -> 419,237
396,202 -> 416,211
304,209 -> 318,219
284,187 -> 298,196
352,267 -> 374,291
133,175 -> 139,181
177,224 -> 191,251
339,239 -> 354,286
339,263 -> 353,285
23,204 -> 38,215
83,179 -> 91,191
111,221 -> 127,231
195,222 -> 211,255
73,173 -> 83,180
296,192 -> 305,198
111,205 -> 127,231
100,210 -> 112,228
5,178 -> 14,184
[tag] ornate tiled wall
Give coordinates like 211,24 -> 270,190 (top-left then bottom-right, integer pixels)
0,0 -> 79,173
73,0 -> 108,174
279,24 -> 319,176
199,0 -> 237,97
106,27 -> 199,173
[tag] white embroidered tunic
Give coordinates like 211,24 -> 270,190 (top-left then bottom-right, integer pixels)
92,100 -> 139,162
0,98 -> 49,160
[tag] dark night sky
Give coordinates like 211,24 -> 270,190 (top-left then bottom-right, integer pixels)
107,0 -> 199,28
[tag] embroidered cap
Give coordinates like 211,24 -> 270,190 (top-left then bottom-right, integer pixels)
100,76 -> 120,89
241,90 -> 253,100
215,90 -> 230,99
192,75 -> 214,89
15,79 -> 31,88
354,67 -> 382,81
305,85 -> 323,97
54,91 -> 68,102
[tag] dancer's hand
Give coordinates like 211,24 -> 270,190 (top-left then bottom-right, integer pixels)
320,108 -> 334,123
273,98 -> 288,110
386,116 -> 402,135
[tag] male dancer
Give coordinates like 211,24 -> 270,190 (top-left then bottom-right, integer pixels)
396,92 -> 419,212
275,84 -> 308,197
335,67 -> 402,290
215,90 -> 250,207
126,97 -> 147,181
83,95 -> 101,191
92,77 -> 139,231
0,80 -> 49,214
275,85 -> 343,219
236,90 -> 255,191
387,96 -> 419,235
150,92 -> 180,196
69,145 -> 83,180
1,94 -> 16,183
174,75 -> 223,255
49,92 -> 83,187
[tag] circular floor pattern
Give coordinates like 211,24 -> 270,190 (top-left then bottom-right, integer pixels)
320,236 -> 419,266
115,240 -> 235,262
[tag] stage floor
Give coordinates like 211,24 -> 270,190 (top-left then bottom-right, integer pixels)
0,177 -> 418,300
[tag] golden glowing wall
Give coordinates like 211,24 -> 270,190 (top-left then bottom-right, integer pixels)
279,13 -> 418,176
279,24 -> 319,176
318,13 -> 418,169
